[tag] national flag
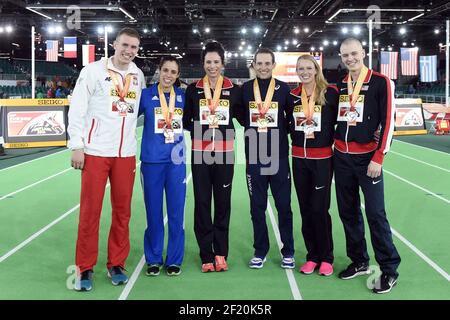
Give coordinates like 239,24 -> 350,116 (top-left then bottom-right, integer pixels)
82,44 -> 96,66
400,47 -> 418,76
380,51 -> 398,80
419,55 -> 437,82
46,40 -> 58,62
63,37 -> 77,58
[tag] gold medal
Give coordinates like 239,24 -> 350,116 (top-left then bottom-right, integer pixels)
257,116 -> 268,132
346,66 -> 368,126
108,65 -> 133,117
207,114 -> 219,128
203,75 -> 223,128
163,127 -> 175,144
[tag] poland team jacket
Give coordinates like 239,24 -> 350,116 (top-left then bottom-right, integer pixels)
68,57 -> 146,157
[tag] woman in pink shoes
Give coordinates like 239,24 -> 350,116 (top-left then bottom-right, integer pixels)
288,54 -> 339,276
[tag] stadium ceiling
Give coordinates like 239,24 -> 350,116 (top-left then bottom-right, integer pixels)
1,0 -> 450,63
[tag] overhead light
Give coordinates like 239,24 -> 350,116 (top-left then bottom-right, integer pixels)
342,27 -> 348,34
310,46 -> 315,51
276,45 -> 282,51
362,41 -> 367,46
25,7 -> 52,20
333,40 -> 338,46
292,39 -> 298,45
402,42 -> 407,46
323,40 -> 329,46
253,26 -> 260,34
234,53 -> 238,57
304,27 -> 309,33
284,46 -> 288,50
284,40 -> 289,45
143,28 -> 148,33
399,27 -> 406,34
374,41 -> 379,46
241,27 -> 247,34
294,28 -> 300,34
241,41 -> 246,45
238,46 -> 243,51
319,46 -> 324,51
205,27 -> 210,33
247,45 -> 252,50
434,29 -> 440,34
353,26 -> 361,35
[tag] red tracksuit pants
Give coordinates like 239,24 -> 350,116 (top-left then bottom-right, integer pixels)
75,154 -> 136,273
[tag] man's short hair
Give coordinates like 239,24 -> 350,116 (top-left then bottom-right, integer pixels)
253,47 -> 275,64
340,38 -> 363,50
115,28 -> 140,42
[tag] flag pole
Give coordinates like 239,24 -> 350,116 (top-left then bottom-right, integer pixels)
369,19 -> 373,69
446,20 -> 449,108
104,27 -> 108,59
31,26 -> 35,99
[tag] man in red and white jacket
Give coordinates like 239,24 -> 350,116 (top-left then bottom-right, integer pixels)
334,38 -> 400,294
68,28 -> 145,291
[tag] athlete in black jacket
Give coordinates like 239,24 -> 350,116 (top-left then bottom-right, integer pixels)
241,48 -> 294,270
335,38 -> 400,294
183,41 -> 243,273
288,54 -> 339,277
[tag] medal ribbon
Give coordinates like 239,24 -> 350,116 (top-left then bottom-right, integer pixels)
203,75 -> 223,114
253,78 -> 276,117
158,84 -> 176,129
346,66 -> 368,111
108,70 -> 133,102
300,84 -> 316,124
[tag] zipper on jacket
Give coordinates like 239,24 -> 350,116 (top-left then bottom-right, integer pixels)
212,128 -> 216,151
345,123 -> 350,153
303,133 -> 307,158
88,119 -> 95,144
118,117 -> 125,157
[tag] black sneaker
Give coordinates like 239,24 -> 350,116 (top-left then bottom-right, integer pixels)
0,145 -> 5,156
146,264 -> 161,276
166,265 -> 181,276
372,273 -> 398,294
338,262 -> 370,279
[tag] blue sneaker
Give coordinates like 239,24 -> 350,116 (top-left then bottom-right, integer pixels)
249,256 -> 266,269
281,256 -> 295,269
107,266 -> 128,286
74,269 -> 93,292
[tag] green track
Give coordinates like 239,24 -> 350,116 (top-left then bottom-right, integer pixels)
0,127 -> 449,300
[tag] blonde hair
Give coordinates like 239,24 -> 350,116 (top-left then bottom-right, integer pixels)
296,54 -> 328,106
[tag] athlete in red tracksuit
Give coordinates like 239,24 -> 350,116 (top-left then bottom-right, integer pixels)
68,28 -> 145,291
288,54 -> 339,277
334,38 -> 400,294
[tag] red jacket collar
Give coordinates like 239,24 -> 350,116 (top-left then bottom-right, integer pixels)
195,76 -> 234,89
342,69 -> 373,84
290,84 -> 302,98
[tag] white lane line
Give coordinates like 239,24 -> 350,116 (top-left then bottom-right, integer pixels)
266,199 -> 303,300
0,148 -> 69,172
360,204 -> 450,282
383,168 -> 450,205
394,139 -> 450,157
0,160 -> 144,263
0,168 -> 72,202
389,150 -> 450,174
118,171 -> 192,300
118,215 -> 169,301
0,204 -> 80,263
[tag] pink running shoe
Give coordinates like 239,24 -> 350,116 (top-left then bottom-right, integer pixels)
319,262 -> 333,276
299,261 -> 318,274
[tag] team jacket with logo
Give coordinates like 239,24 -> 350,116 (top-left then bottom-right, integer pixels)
334,69 -> 395,164
183,77 -> 243,152
288,84 -> 339,159
68,57 -> 146,157
138,83 -> 185,163
241,77 -> 291,161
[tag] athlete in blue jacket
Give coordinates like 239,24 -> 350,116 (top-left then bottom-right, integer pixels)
139,56 -> 186,276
